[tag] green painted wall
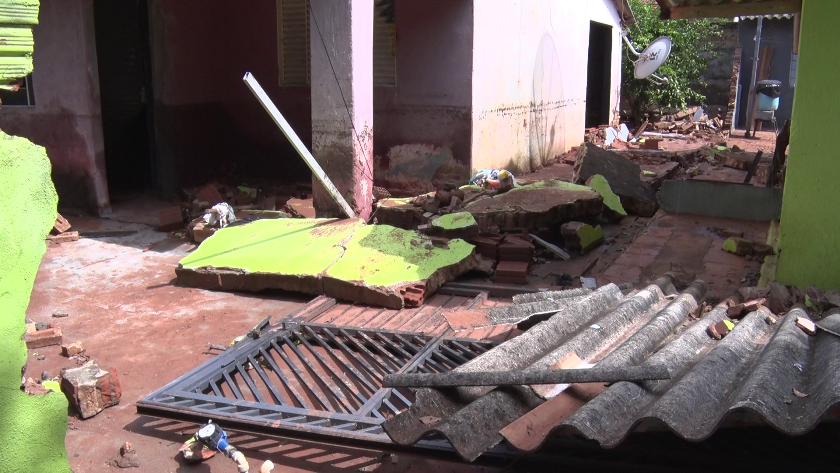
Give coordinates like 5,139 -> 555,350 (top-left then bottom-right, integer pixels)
776,0 -> 840,290
0,130 -> 71,471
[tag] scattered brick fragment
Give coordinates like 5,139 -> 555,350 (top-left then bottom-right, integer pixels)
48,231 -> 79,243
61,361 -> 122,419
22,326 -> 63,349
795,317 -> 817,336
61,341 -> 84,357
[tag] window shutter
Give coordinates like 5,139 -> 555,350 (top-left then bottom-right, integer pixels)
373,12 -> 396,86
277,0 -> 310,86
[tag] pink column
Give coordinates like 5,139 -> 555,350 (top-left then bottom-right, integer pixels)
309,0 -> 374,220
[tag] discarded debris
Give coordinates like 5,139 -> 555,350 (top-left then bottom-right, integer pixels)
158,206 -> 185,232
61,341 -> 84,357
707,319 -> 735,340
52,213 -> 72,234
585,174 -> 627,222
52,311 -> 69,318
792,388 -> 809,398
428,212 -> 479,239
47,231 -> 79,243
110,442 -> 140,468
795,317 -> 817,336
561,222 -> 605,255
722,237 -> 774,258
61,360 -> 122,418
529,234 -> 570,260
22,325 -> 62,349
573,143 -> 658,217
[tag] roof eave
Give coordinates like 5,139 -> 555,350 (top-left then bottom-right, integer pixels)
656,0 -> 801,20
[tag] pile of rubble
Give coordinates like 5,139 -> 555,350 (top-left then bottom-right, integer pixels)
157,181 -> 317,242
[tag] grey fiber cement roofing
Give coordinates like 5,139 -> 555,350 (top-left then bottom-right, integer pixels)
382,275 -> 840,462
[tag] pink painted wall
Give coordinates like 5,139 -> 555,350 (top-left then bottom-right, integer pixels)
373,0 -> 473,195
149,0 -> 313,194
471,0 -> 622,173
0,0 -> 110,214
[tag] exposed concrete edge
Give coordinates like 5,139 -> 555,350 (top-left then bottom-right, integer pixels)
175,266 -> 325,296
176,247 -> 478,309
661,179 -> 783,221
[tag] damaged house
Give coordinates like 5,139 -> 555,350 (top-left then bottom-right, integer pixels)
0,0 -> 632,216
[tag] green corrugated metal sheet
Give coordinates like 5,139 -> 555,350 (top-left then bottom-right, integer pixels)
0,0 -> 38,86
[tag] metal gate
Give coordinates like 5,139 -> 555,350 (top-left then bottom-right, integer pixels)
137,321 -> 497,444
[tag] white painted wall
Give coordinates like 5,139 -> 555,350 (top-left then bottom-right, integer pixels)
471,0 -> 622,172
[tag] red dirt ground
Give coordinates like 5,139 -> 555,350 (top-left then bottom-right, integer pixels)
24,199 -> 492,473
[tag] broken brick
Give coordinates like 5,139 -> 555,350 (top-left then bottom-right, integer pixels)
561,222 -> 605,255
61,361 -> 122,419
22,326 -> 63,349
708,319 -> 734,340
195,184 -> 225,206
795,317 -> 817,336
399,284 -> 426,308
61,341 -> 85,357
47,231 -> 79,243
722,237 -> 774,258
52,213 -> 72,234
159,206 -> 185,232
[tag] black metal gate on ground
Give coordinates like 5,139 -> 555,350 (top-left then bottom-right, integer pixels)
137,321 -> 497,445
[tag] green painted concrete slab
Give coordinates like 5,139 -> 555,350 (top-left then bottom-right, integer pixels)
177,218 -> 477,308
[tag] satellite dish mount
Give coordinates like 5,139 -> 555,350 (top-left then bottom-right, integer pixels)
623,33 -> 672,86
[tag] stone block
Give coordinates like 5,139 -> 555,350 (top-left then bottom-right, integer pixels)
61,361 -> 122,419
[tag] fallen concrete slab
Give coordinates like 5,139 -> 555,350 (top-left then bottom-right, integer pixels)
176,218 -> 477,308
464,180 -> 602,231
573,143 -> 658,217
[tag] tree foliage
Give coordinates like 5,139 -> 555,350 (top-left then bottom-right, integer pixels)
622,0 -> 722,121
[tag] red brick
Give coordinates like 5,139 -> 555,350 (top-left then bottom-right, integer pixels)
52,213 -> 72,234
61,361 -> 122,419
61,341 -> 85,357
496,261 -> 530,277
158,206 -> 184,231
47,231 -> 79,243
643,227 -> 673,239
195,184 -> 224,206
22,326 -> 63,349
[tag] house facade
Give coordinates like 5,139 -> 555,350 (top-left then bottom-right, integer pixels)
0,0 -> 629,215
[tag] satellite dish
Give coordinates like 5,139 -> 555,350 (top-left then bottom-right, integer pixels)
623,33 -> 672,85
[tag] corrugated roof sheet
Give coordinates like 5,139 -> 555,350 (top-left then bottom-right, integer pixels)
382,275 -> 840,461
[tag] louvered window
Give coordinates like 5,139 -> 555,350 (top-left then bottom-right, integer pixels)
277,0 -> 396,87
277,0 -> 310,86
373,10 -> 396,86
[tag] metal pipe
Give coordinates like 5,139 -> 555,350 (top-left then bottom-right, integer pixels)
382,364 -> 671,388
242,72 -> 356,219
745,17 -> 763,137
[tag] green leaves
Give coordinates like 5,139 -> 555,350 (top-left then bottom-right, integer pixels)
622,0 -> 722,122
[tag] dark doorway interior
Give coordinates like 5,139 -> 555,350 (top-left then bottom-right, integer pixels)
93,0 -> 156,195
585,21 -> 613,128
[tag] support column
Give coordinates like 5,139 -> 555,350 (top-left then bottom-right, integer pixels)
309,0 -> 374,220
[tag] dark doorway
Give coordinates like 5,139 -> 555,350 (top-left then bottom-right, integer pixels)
93,0 -> 156,195
585,21 -> 613,128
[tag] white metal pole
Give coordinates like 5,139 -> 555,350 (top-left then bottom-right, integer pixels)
242,72 -> 356,219
745,17 -> 763,138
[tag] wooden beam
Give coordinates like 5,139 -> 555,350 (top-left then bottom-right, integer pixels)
662,0 -> 801,20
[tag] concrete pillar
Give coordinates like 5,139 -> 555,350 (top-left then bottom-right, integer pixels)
309,0 -> 374,219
